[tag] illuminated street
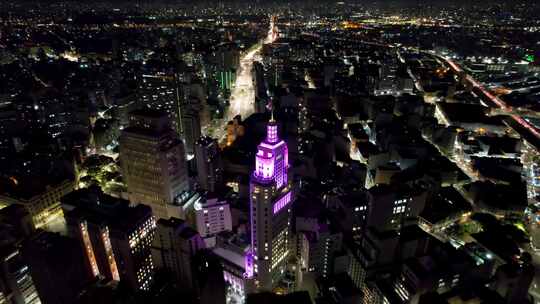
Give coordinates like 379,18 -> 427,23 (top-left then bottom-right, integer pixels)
227,17 -> 277,121
205,17 -> 277,141
226,46 -> 259,122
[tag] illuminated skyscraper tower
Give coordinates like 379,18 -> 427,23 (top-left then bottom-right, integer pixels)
246,118 -> 293,291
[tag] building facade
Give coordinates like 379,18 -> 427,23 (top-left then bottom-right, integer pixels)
181,97 -> 202,156
155,218 -> 205,290
0,178 -> 74,229
138,73 -> 183,135
195,137 -> 223,193
119,109 -> 189,219
195,198 -> 232,239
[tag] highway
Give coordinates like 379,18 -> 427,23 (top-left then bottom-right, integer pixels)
435,55 -> 540,146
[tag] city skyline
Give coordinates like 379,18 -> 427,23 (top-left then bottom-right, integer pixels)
0,1 -> 539,304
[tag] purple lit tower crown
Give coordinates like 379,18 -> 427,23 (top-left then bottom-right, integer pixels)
252,119 -> 289,188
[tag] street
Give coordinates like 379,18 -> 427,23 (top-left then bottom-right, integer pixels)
204,17 -> 277,141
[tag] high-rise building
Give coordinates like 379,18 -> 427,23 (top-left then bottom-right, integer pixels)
296,222 -> 343,279
154,218 -> 227,304
206,43 -> 240,99
63,187 -> 156,291
196,251 -> 228,304
154,218 -> 205,290
253,62 -> 269,114
195,198 -> 232,240
246,118 -> 293,291
119,109 -> 189,219
194,137 -> 223,192
138,73 -> 183,135
181,97 -> 202,156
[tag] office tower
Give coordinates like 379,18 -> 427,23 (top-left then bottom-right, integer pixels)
195,137 -> 223,192
253,62 -> 269,114
155,218 -> 205,290
181,97 -> 202,155
112,92 -> 140,128
296,223 -> 343,279
195,198 -> 232,239
119,109 -> 189,219
206,43 -> 240,98
63,187 -> 156,291
321,189 -> 369,238
0,247 -> 41,304
246,118 -> 293,291
138,73 -> 183,135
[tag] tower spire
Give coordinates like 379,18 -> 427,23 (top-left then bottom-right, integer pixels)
266,99 -> 278,143
268,99 -> 275,123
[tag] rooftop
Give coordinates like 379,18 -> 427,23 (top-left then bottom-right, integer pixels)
437,102 -> 504,126
62,187 -> 152,233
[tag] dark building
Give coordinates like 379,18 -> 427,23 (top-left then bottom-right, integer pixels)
0,204 -> 34,238
493,261 -> 535,304
22,231 -> 88,304
195,251 -> 227,304
181,97 -> 203,155
62,187 -> 156,291
154,217 -> 205,290
195,136 -> 223,193
0,205 -> 41,304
